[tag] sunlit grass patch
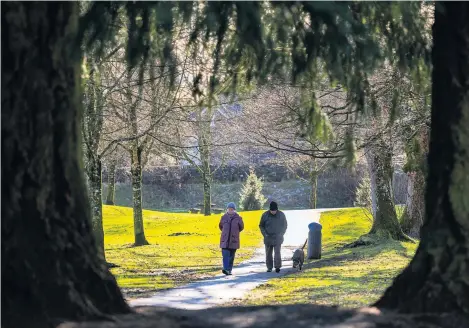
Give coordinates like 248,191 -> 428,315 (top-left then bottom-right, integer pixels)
233,208 -> 417,308
103,206 -> 263,297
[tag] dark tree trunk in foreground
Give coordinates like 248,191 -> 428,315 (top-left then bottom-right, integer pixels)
365,141 -> 408,240
1,3 -> 130,328
376,3 -> 469,314
105,160 -> 117,205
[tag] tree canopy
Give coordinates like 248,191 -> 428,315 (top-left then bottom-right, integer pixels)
79,2 -> 431,118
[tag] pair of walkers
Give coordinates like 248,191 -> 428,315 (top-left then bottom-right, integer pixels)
218,201 -> 288,275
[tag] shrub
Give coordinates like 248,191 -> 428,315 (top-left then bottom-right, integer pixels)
239,168 -> 267,211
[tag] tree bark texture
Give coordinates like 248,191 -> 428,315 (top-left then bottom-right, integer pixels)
376,3 -> 469,314
131,146 -> 149,246
1,3 -> 130,328
105,159 -> 117,205
365,142 -> 407,240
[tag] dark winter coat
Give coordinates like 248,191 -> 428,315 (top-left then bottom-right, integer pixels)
259,210 -> 288,246
219,212 -> 244,249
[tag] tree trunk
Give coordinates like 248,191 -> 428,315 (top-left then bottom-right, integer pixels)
199,129 -> 212,216
365,142 -> 408,240
309,158 -> 318,209
86,156 -> 106,260
131,146 -> 148,246
401,127 -> 429,238
202,173 -> 212,216
376,3 -> 469,314
365,148 -> 378,218
400,170 -> 425,238
1,3 -> 130,328
105,160 -> 117,205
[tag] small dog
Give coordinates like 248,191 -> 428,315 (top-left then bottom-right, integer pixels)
292,239 -> 307,271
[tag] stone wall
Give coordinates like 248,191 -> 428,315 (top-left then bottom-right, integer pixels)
102,164 -> 408,209
104,163 -> 294,185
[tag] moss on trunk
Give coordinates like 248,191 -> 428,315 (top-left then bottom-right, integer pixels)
1,3 -> 130,327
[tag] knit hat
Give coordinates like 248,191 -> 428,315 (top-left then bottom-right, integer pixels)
269,201 -> 278,211
227,202 -> 236,210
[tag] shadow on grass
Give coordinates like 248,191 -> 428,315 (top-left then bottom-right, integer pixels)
268,266 -> 407,308
249,260 -> 410,308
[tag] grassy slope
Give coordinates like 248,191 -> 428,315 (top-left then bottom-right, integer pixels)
103,206 -> 263,297
231,208 -> 417,308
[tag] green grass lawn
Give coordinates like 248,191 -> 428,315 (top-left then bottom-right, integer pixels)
228,208 -> 417,308
103,205 -> 263,298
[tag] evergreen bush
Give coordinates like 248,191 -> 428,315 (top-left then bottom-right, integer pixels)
239,168 -> 267,211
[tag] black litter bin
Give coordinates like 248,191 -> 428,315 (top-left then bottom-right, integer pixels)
307,222 -> 322,259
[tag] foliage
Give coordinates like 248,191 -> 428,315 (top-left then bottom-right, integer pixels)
78,2 -> 432,143
229,208 -> 417,308
239,169 -> 267,211
103,205 -> 263,296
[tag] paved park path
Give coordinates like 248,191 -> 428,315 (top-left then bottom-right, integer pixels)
130,209 -> 339,310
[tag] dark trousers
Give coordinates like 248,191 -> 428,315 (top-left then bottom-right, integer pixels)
222,248 -> 237,272
265,244 -> 282,269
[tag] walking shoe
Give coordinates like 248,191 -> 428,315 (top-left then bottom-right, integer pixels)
275,268 -> 281,273
228,271 -> 233,275
222,269 -> 229,275
267,269 -> 272,272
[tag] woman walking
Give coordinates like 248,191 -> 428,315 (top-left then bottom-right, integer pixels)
219,202 -> 244,275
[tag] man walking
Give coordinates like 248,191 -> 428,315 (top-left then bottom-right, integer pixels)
259,201 -> 288,273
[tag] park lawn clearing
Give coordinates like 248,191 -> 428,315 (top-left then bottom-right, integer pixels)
233,208 -> 417,309
103,205 -> 263,298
